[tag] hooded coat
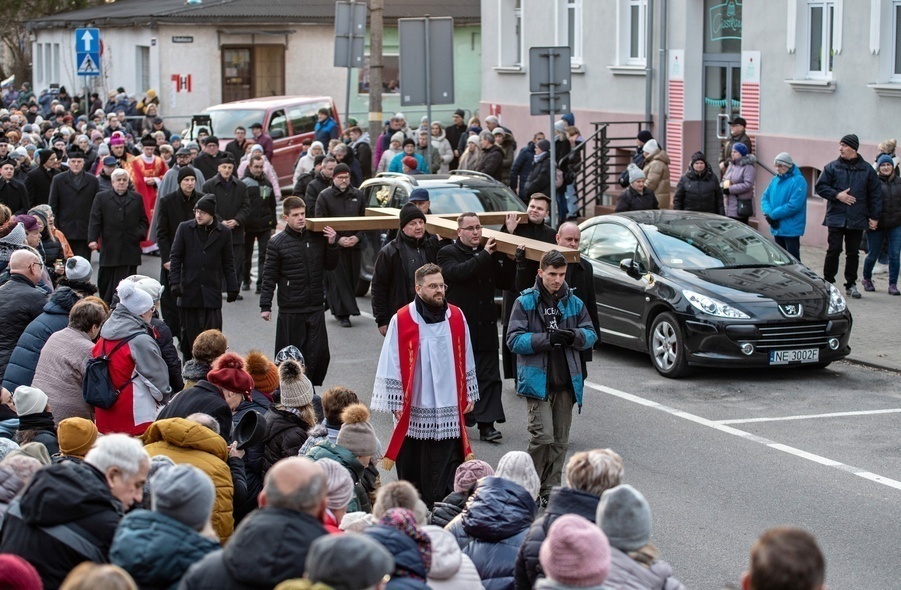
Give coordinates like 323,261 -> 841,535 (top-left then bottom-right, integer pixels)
447,477 -> 536,590
110,509 -> 220,590
606,547 -> 686,590
673,163 -> 725,215
642,148 -> 671,209
723,155 -> 757,219
179,508 -> 328,590
424,524 -> 485,590
0,461 -> 123,590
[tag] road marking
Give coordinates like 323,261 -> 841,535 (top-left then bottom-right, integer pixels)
584,381 -> 901,492
359,310 -> 374,320
716,408 -> 901,425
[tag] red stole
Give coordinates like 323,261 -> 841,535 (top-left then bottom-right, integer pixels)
381,303 -> 474,470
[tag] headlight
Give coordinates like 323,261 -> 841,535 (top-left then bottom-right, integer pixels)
683,289 -> 750,319
827,283 -> 847,314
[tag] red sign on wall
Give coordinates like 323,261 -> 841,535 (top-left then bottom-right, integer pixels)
171,74 -> 192,93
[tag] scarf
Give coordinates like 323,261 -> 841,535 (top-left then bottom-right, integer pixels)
17,411 -> 55,432
379,508 -> 432,576
414,295 -> 447,324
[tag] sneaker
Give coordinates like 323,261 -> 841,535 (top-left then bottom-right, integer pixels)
890,284 -> 900,296
846,285 -> 862,299
861,278 -> 875,292
873,262 -> 889,275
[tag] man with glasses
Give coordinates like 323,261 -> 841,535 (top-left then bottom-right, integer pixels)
371,262 -> 478,508
314,163 -> 366,327
0,250 -> 48,380
88,169 -> 149,304
48,144 -> 100,260
437,211 -> 507,442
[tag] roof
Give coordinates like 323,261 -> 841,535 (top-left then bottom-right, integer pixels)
26,0 -> 481,30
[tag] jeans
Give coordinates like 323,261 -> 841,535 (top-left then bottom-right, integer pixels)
555,187 -> 568,227
526,388 -> 574,497
863,226 -> 901,285
565,184 -> 579,218
823,227 -> 864,287
775,236 -> 801,261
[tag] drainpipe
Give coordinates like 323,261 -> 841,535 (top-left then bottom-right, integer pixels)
657,0 -> 667,148
645,0 -> 654,126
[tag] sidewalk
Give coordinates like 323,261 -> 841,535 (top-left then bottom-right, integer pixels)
799,244 -> 900,373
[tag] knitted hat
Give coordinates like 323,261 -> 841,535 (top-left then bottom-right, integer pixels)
466,135 -> 479,146
151,464 -> 216,531
126,274 -> 163,302
0,222 -> 25,246
58,417 -> 98,459
336,404 -> 378,457
402,138 -> 416,148
642,139 -> 660,155
207,352 -> 254,396
275,345 -> 306,368
313,154 -> 327,167
774,152 -> 794,167
0,437 -> 19,461
333,163 -> 351,176
5,442 -> 51,465
116,280 -> 154,316
399,202 -> 426,229
555,120 -> 567,132
278,359 -> 314,408
629,167 -> 646,184
454,459 -> 495,494
840,134 -> 860,152
596,484 -> 652,551
13,386 -> 48,416
317,457 -> 355,511
401,156 -> 418,170
877,154 -> 894,168
732,142 -> 749,157
305,533 -> 394,590
496,451 -> 541,500
537,139 -> 551,152
540,514 -> 611,587
177,166 -> 196,182
65,256 -> 92,281
492,126 -> 505,136
195,194 -> 217,216
409,188 -> 430,202
468,126 -> 482,135
245,350 -> 280,394
390,131 -> 405,145
690,151 -> 706,164
0,554 -> 42,590
637,130 -> 654,143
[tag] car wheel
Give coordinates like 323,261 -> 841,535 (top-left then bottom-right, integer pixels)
355,278 -> 370,297
648,312 -> 691,378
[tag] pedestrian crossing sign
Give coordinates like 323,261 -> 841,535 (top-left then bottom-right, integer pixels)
76,52 -> 101,76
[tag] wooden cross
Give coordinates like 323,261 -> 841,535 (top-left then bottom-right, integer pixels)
305,207 -> 579,263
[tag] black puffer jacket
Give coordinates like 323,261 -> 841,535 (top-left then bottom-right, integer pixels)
525,152 -> 551,198
816,155 -> 882,230
240,172 -> 277,233
303,171 -> 331,214
259,226 -> 339,314
877,173 -> 901,229
371,231 -> 440,328
673,165 -> 724,215
261,407 -> 312,474
513,487 -> 600,590
0,274 -> 48,380
615,186 -> 659,212
447,477 -> 536,590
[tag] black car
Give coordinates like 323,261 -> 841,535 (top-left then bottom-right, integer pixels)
579,210 -> 853,378
355,171 -> 527,295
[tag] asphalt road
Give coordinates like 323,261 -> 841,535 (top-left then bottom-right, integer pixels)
134,252 -> 901,590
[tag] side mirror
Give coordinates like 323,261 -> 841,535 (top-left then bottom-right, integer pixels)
619,258 -> 643,279
269,128 -> 285,139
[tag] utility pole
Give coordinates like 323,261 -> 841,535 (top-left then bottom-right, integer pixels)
368,0 -> 384,151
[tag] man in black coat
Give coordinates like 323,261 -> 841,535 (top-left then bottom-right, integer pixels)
445,109 -> 469,170
224,127 -> 248,163
475,132 -> 505,181
48,145 -> 100,260
260,197 -> 338,386
240,154 -> 277,293
314,163 -> 366,327
169,195 -> 239,359
179,457 -> 329,589
524,139 -> 552,199
303,155 -> 336,214
0,250 -> 47,380
438,212 -> 507,441
554,222 -> 600,376
88,169 -> 150,304
0,159 -> 30,215
371,201 -> 440,334
155,166 -> 201,341
191,136 -> 223,181
202,153 -> 250,295
24,149 -> 59,208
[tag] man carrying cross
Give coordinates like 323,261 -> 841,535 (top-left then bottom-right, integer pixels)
371,262 -> 479,508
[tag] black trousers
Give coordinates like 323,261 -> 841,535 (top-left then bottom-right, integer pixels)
275,310 -> 330,386
824,227 -> 864,287
471,347 -> 505,426
98,265 -> 137,305
243,229 -> 271,286
222,242 -> 244,293
68,239 -> 92,262
159,267 -> 180,345
395,436 -> 463,509
179,307 -> 223,360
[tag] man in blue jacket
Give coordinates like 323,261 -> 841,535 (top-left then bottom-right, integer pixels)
506,249 -> 597,502
815,134 -> 882,298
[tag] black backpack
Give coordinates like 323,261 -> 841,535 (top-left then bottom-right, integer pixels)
82,334 -> 139,409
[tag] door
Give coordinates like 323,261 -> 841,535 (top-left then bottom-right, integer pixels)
702,61 -> 741,171
222,48 -> 252,103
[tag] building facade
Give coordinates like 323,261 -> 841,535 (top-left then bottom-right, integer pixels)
482,0 -> 901,245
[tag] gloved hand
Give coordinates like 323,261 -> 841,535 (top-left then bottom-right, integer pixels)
549,329 -> 576,347
170,286 -> 182,298
765,215 -> 780,229
722,186 -> 730,195
515,247 -> 526,263
559,329 -> 576,346
227,291 -> 239,303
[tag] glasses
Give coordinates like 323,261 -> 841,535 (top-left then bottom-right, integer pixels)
422,283 -> 447,290
460,225 -> 482,232
30,261 -> 44,271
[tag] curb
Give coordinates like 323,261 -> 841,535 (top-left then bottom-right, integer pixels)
843,356 -> 901,375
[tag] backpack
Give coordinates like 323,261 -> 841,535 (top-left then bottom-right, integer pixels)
82,334 -> 139,409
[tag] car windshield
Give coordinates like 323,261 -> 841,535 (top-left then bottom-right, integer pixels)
189,109 -> 267,140
641,217 -> 794,270
417,185 -> 526,214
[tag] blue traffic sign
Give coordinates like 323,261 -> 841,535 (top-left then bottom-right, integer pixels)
75,28 -> 100,53
76,52 -> 101,76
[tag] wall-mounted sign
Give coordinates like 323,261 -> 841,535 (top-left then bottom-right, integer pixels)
172,36 -> 194,44
708,0 -> 742,42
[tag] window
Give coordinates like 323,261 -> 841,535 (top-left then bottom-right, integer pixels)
136,46 -> 150,95
895,2 -> 901,78
807,1 -> 834,78
584,224 -> 640,266
288,101 -> 330,135
268,109 -> 288,138
628,0 -> 647,65
557,0 -> 583,66
497,0 -> 523,68
52,43 -> 60,83
358,55 -> 399,94
35,45 -> 43,83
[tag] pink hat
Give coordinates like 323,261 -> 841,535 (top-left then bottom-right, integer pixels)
109,134 -> 125,146
539,514 -> 611,587
0,554 -> 42,590
454,459 -> 495,494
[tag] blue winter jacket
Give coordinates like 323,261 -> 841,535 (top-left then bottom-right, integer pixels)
364,524 -> 430,590
2,286 -> 80,392
314,117 -> 339,145
815,155 -> 882,230
447,476 -> 536,590
506,284 -> 598,407
110,509 -> 220,590
388,151 -> 429,174
761,164 -> 808,238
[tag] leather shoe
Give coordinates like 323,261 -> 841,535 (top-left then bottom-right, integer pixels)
479,426 -> 502,442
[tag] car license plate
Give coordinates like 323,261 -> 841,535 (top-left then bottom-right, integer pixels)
769,348 -> 819,365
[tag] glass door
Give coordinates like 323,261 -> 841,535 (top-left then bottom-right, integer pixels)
703,61 -> 741,173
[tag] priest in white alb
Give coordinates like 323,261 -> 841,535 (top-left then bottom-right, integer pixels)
372,262 -> 479,507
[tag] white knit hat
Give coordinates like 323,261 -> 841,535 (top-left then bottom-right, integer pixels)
65,256 -> 92,281
13,386 -> 49,416
496,451 -> 541,500
126,274 -> 164,302
116,280 -> 154,316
